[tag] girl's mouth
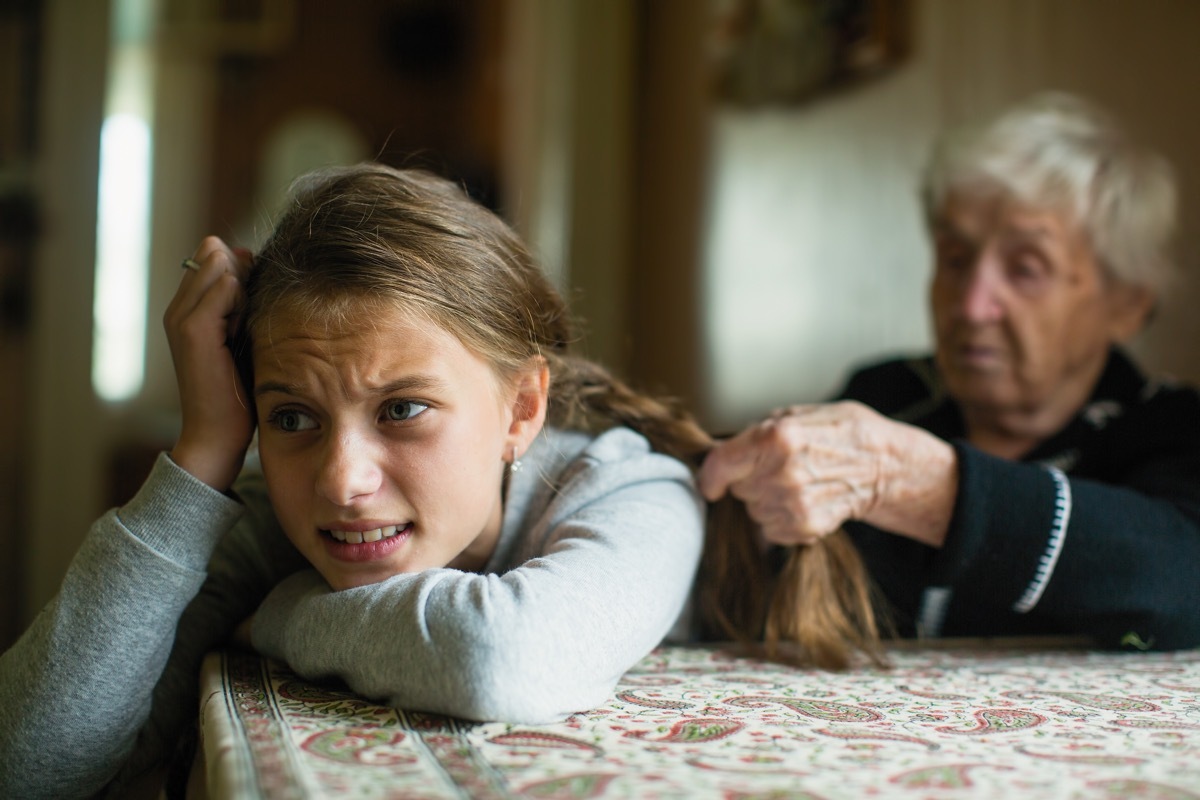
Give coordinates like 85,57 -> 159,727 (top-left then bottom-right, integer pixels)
320,523 -> 413,562
326,523 -> 409,544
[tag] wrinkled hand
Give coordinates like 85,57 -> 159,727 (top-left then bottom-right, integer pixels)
699,401 -> 958,548
165,236 -> 254,491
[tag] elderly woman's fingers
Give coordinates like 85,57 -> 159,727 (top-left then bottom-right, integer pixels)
703,402 -> 903,545
748,467 -> 863,545
701,409 -> 822,502
699,424 -> 771,501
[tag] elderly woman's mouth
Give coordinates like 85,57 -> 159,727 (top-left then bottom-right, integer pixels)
948,344 -> 1005,369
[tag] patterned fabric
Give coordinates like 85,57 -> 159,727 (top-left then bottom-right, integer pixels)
200,645 -> 1200,798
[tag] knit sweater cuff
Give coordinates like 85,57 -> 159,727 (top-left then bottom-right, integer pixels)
117,452 -> 246,572
930,442 -> 1061,608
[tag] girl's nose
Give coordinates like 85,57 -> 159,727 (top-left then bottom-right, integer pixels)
315,431 -> 382,505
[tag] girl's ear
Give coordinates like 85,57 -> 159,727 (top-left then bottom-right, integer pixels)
506,356 -> 549,459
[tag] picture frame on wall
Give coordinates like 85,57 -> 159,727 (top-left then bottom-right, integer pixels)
711,0 -> 908,107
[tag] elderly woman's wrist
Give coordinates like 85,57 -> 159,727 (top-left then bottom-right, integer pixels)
865,433 -> 957,548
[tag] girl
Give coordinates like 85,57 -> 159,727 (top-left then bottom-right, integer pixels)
0,164 -> 879,799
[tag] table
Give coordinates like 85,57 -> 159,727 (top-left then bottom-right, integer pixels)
198,643 -> 1200,798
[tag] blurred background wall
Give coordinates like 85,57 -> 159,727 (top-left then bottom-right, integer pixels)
2,0 -> 1199,648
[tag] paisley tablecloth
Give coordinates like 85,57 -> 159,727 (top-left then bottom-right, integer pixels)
198,644 -> 1200,798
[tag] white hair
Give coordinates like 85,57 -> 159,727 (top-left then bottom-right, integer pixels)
923,92 -> 1179,293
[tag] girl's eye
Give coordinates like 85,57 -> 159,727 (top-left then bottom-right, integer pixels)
271,409 -> 317,433
384,400 -> 429,422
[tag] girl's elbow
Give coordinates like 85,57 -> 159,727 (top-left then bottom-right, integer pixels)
448,645 -> 611,723
457,678 -> 607,723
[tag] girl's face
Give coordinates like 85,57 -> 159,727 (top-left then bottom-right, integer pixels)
252,302 -> 525,590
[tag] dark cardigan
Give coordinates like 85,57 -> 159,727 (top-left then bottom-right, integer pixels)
837,347 -> 1200,650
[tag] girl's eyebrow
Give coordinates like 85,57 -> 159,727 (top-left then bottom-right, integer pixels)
254,375 -> 449,399
253,380 -> 300,399
368,376 -> 450,396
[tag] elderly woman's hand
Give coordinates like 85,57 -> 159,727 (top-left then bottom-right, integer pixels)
699,401 -> 959,548
165,236 -> 254,492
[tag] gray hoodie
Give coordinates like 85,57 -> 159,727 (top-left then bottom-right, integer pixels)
0,426 -> 704,799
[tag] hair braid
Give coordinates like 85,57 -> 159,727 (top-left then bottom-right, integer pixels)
546,353 -> 888,670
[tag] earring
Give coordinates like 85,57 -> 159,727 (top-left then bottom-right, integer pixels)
510,445 -> 523,473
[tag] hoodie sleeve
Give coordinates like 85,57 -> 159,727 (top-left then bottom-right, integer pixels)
252,430 -> 704,723
0,454 -> 244,800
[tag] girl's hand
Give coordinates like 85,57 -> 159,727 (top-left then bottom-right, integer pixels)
165,236 -> 254,491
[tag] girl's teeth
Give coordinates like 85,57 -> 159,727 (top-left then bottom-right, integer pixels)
330,525 -> 403,543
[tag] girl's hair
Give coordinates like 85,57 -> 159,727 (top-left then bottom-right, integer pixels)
238,162 -> 884,669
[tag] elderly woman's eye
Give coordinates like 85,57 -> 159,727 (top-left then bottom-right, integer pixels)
937,245 -> 972,272
1010,255 -> 1048,282
384,400 -> 430,422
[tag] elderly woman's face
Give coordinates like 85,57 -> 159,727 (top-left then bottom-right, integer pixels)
929,194 -> 1148,429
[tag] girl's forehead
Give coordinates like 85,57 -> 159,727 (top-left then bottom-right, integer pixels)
251,298 -> 378,359
250,313 -> 504,399
249,291 -> 523,386
257,298 -> 444,355
253,299 -> 447,356
250,298 -> 509,389
260,293 -> 428,330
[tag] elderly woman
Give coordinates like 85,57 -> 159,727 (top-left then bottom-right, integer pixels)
701,92 -> 1200,649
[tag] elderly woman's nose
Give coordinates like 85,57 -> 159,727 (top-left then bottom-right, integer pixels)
956,256 -> 1006,323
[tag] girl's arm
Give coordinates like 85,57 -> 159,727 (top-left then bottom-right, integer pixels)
0,239 -> 260,799
0,456 -> 244,800
106,463 -> 308,792
251,434 -> 704,723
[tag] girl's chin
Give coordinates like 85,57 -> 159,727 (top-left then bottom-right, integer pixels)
323,565 -> 410,591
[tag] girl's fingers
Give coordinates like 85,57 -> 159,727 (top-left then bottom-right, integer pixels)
192,269 -> 242,319
231,246 -> 254,279
168,238 -> 243,327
